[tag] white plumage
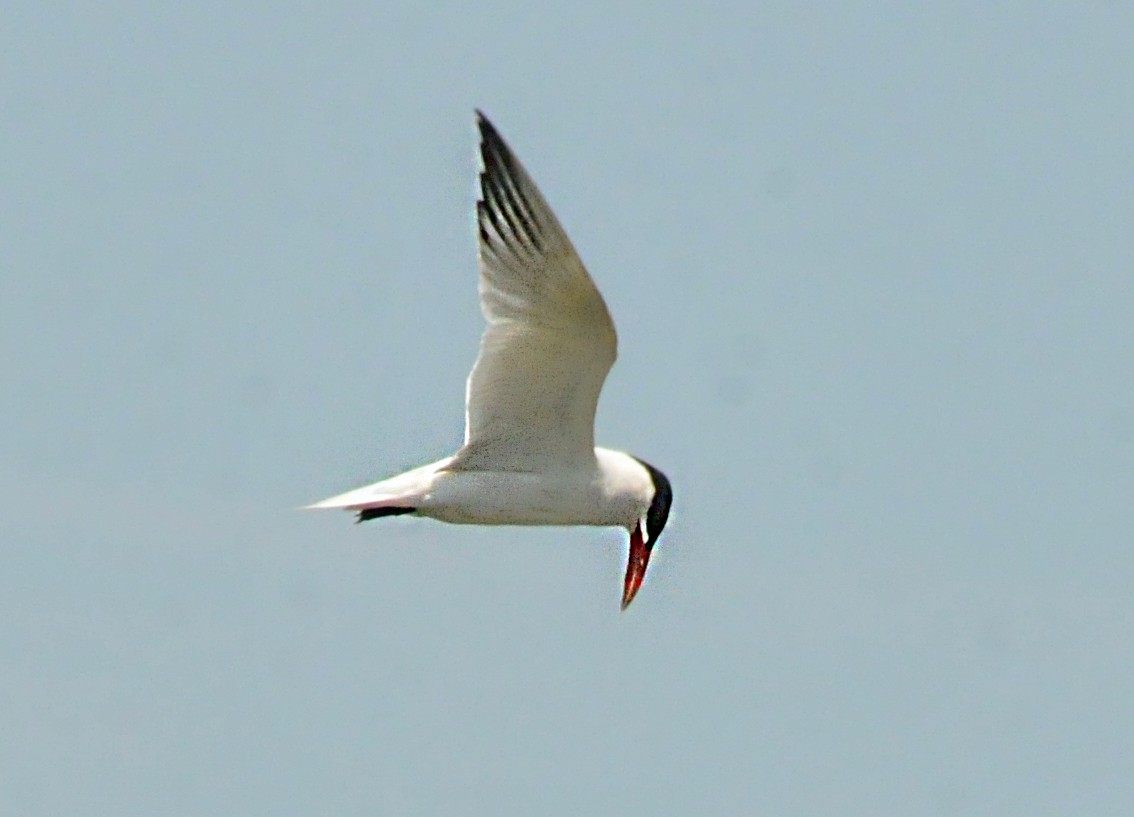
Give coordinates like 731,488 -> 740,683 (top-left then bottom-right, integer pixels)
309,111 -> 672,609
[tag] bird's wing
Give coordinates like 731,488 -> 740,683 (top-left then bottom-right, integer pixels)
448,112 -> 618,473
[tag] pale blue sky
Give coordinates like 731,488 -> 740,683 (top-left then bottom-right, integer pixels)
4,2 -> 1134,815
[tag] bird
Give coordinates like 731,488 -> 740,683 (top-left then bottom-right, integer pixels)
308,111 -> 672,610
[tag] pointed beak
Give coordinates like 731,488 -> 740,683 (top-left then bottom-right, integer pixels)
621,522 -> 652,611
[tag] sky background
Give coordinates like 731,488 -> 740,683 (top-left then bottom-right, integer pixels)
3,2 -> 1134,815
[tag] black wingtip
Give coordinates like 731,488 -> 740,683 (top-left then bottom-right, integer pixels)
475,111 -> 514,162
473,112 -> 548,254
355,506 -> 416,524
475,109 -> 495,141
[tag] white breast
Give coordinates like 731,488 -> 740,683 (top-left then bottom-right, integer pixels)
420,468 -> 607,526
418,447 -> 651,528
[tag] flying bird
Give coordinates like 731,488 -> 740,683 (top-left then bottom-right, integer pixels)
309,111 -> 672,610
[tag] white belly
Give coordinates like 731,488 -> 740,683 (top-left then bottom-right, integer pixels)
420,469 -> 617,527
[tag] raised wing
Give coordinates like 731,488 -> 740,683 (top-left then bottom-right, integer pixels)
448,112 -> 618,473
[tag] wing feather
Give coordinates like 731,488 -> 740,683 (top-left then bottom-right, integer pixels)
448,112 -> 617,472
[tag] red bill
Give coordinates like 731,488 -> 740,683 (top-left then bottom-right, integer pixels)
621,521 -> 652,611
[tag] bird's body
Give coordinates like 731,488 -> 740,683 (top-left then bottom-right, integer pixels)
310,112 -> 672,609
313,447 -> 652,528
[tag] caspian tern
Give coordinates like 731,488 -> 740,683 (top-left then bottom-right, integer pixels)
309,111 -> 672,609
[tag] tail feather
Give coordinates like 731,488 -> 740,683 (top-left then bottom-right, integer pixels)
306,458 -> 449,517
305,486 -> 406,512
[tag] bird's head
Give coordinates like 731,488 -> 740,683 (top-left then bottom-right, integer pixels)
621,458 -> 673,610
